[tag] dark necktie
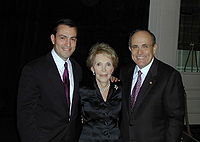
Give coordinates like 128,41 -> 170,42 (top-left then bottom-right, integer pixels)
63,62 -> 70,106
130,70 -> 142,108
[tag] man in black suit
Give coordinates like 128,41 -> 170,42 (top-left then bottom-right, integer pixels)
17,18 -> 82,142
120,29 -> 185,142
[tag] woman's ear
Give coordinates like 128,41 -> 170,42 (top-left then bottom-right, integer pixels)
91,67 -> 95,75
129,46 -> 132,51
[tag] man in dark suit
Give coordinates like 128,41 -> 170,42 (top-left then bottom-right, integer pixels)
120,29 -> 185,142
17,18 -> 82,142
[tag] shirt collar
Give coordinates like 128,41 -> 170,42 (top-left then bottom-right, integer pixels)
134,57 -> 154,76
51,48 -> 70,68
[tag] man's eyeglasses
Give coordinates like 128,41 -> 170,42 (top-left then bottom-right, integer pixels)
130,44 -> 153,49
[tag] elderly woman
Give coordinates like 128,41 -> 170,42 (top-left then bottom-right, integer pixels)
79,43 -> 122,142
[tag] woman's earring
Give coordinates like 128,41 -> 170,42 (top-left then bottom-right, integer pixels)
93,71 -> 95,75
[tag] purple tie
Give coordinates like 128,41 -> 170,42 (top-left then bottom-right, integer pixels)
63,62 -> 70,106
130,70 -> 142,108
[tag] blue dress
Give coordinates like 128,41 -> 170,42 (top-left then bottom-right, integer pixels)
79,80 -> 122,142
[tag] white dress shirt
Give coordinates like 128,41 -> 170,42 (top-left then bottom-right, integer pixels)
51,49 -> 74,115
131,58 -> 154,95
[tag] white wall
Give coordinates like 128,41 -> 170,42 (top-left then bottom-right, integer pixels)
148,0 -> 181,67
181,72 -> 200,124
148,0 -> 200,124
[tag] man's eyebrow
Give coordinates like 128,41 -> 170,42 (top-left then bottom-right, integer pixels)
58,35 -> 77,38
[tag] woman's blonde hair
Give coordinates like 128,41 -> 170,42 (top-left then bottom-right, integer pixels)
86,42 -> 119,69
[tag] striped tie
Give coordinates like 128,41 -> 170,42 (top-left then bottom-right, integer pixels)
130,70 -> 142,108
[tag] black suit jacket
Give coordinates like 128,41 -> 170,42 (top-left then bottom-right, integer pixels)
17,52 -> 82,142
119,58 -> 185,142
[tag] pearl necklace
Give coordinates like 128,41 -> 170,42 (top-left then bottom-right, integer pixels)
99,82 -> 110,93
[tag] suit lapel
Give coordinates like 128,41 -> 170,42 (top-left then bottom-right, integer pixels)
70,59 -> 79,117
123,64 -> 135,112
133,59 -> 158,113
47,53 -> 69,112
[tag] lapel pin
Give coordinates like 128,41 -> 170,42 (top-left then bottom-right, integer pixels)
149,81 -> 153,85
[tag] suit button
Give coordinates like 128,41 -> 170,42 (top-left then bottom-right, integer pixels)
104,112 -> 108,116
103,130 -> 110,136
104,121 -> 108,125
129,119 -> 135,126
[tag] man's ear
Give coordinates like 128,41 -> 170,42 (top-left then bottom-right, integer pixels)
50,34 -> 55,44
153,44 -> 158,55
